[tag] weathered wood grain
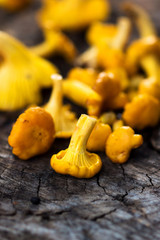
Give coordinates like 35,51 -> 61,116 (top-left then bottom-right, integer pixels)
0,1 -> 160,239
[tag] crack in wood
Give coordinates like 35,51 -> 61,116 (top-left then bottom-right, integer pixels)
146,174 -> 154,186
90,209 -> 117,221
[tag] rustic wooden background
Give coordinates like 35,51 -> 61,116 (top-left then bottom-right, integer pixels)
0,0 -> 160,239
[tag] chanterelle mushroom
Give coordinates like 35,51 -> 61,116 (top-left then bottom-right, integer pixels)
44,74 -> 77,138
122,94 -> 160,130
50,114 -> 102,178
0,31 -> 58,111
124,2 -> 160,79
76,17 -> 131,69
87,120 -> 112,152
106,126 -> 143,164
8,107 -> 55,160
38,0 -> 110,31
63,79 -> 102,117
30,29 -> 77,62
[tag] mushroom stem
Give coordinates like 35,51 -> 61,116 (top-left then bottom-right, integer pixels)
132,134 -> 143,148
112,17 -> 131,49
43,74 -> 77,138
63,79 -> 102,116
140,54 -> 160,80
124,3 -> 160,81
44,74 -> 62,132
69,114 -> 96,152
50,114 -> 102,178
75,46 -> 98,67
30,30 -> 76,61
123,2 -> 157,37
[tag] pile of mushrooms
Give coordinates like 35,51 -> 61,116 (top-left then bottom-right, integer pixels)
2,1 -> 160,178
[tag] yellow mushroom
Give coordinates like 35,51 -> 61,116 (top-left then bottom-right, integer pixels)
76,43 -> 125,70
124,2 -> 160,119
8,107 -> 55,160
123,2 -> 157,38
97,44 -> 126,70
93,72 -> 128,111
86,21 -> 118,47
87,120 -> 112,152
125,35 -> 160,76
138,77 -> 160,100
124,2 -> 160,80
96,17 -> 131,69
106,126 -> 143,164
30,29 -> 77,62
44,74 -> 77,138
103,92 -> 128,111
105,67 -> 130,91
50,114 -> 102,178
0,0 -> 31,11
93,72 -> 121,102
37,0 -> 110,31
63,79 -> 102,117
122,94 -> 160,130
0,31 -> 58,111
76,17 -> 131,69
67,67 -> 98,87
126,74 -> 145,101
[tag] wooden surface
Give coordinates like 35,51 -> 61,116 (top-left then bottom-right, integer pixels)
0,1 -> 160,239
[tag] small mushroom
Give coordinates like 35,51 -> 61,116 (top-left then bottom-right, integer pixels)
67,67 -> 98,87
123,2 -> 157,38
43,74 -> 77,138
93,72 -> 128,111
87,120 -> 112,152
97,44 -> 126,70
138,77 -> 160,100
76,17 -> 131,69
106,126 -> 143,164
124,2 -> 160,78
93,72 -> 121,102
125,36 -> 160,76
124,2 -> 160,124
86,21 -> 118,47
44,74 -> 77,138
37,0 -> 110,31
63,79 -> 102,116
50,114 -> 102,178
30,29 -> 76,62
103,92 -> 128,110
8,107 -> 55,160
0,31 -> 58,111
122,94 -> 160,130
106,67 -> 130,91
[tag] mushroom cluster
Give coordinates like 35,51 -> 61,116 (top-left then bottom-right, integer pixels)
3,1 -> 160,178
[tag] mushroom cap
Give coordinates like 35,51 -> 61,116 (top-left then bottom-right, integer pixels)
0,31 -> 58,111
87,121 -> 112,152
38,0 -> 110,31
51,149 -> 102,178
122,94 -> 160,129
106,126 -> 143,163
8,107 -> 55,160
50,114 -> 102,178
